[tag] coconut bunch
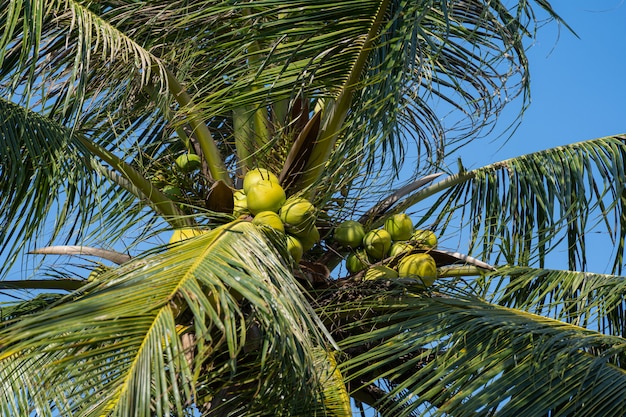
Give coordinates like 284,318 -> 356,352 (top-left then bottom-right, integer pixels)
151,151 -> 207,208
333,214 -> 439,288
232,168 -> 320,264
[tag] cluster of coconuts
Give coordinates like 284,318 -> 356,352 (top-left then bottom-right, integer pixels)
233,168 -> 320,264
153,152 -> 204,202
334,214 -> 439,287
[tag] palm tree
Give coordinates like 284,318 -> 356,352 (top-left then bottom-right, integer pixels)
1,0 -> 625,415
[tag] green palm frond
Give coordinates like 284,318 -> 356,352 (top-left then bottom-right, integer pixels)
478,266 -> 626,337
0,0 -> 165,119
393,134 -> 626,272
185,0 -> 546,189
323,284 -> 626,416
0,96 -> 190,277
0,221 -> 332,416
0,0 -> 568,245
0,293 -> 65,323
0,97 -> 93,274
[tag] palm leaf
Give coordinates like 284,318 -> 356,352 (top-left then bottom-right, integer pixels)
480,265 -> 626,337
0,221 -> 333,416
0,96 -> 191,278
393,134 -> 626,272
321,284 -> 626,416
0,0 -> 570,236
0,0 -> 165,120
0,97 -> 93,276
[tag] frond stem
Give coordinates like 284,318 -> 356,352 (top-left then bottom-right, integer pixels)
78,136 -> 192,229
162,67 -> 232,186
300,0 -> 391,191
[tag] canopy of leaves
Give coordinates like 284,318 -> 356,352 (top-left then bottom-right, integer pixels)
1,1 -> 625,416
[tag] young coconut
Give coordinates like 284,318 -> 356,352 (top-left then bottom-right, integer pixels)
279,197 -> 317,236
252,211 -> 285,233
384,213 -> 413,241
362,229 -> 392,260
389,241 -> 415,257
162,185 -> 183,200
286,235 -> 304,263
299,224 -> 320,251
243,168 -> 280,193
246,179 -> 286,214
364,265 -> 399,281
170,228 -> 206,244
175,152 -> 202,173
412,229 -> 438,249
346,249 -> 370,274
233,189 -> 248,216
397,253 -> 438,287
334,220 -> 365,248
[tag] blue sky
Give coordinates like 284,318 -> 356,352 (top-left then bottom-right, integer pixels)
466,1 -> 626,165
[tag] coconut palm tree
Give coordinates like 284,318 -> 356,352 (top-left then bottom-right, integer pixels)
1,0 -> 625,416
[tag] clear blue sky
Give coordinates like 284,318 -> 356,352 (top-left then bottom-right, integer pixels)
465,1 -> 626,166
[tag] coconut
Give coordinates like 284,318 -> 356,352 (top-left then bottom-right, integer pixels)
334,220 -> 365,248
384,213 -> 414,241
346,249 -> 369,274
243,168 -> 280,193
162,185 -> 182,200
252,211 -> 285,233
170,228 -> 206,244
363,229 -> 392,260
279,197 -> 316,236
246,179 -> 286,214
397,253 -> 437,286
175,153 -> 202,173
412,229 -> 438,249
286,235 -> 304,263
389,241 -> 415,257
364,265 -> 399,281
299,225 -> 320,251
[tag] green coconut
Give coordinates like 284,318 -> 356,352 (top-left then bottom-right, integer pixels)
363,265 -> 399,281
243,168 -> 280,193
162,185 -> 182,200
384,213 -> 414,241
346,249 -> 369,274
252,211 -> 285,233
389,241 -> 415,257
246,179 -> 286,214
362,229 -> 392,260
279,197 -> 317,236
175,153 -> 202,173
286,235 -> 304,263
299,225 -> 320,251
333,220 -> 365,248
233,189 -> 248,216
397,253 -> 437,286
170,228 -> 206,244
412,229 -> 438,249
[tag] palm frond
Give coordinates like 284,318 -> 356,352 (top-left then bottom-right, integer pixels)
0,221 -> 332,416
0,96 -> 191,279
321,284 -> 626,416
478,265 -> 626,338
0,97 -> 93,276
143,0 -> 555,196
395,134 -> 626,272
0,0 -> 165,121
